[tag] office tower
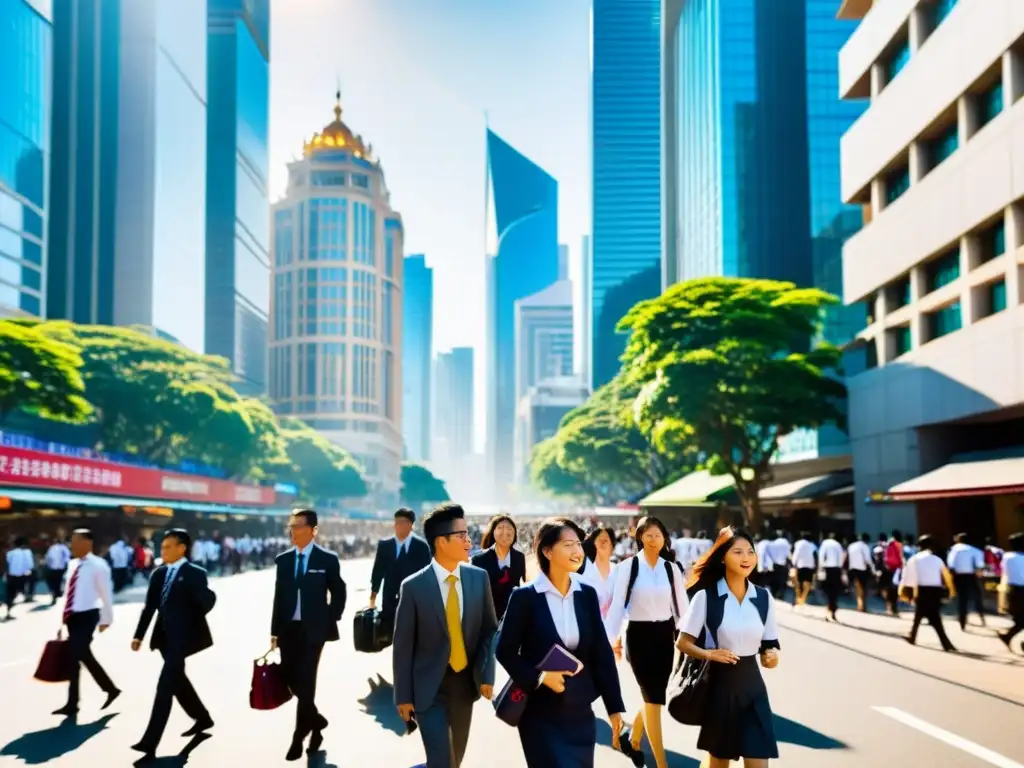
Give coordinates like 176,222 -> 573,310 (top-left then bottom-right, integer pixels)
573,234 -> 592,386
269,93 -> 404,500
514,379 -> 588,487
48,0 -> 209,350
433,347 -> 474,483
0,0 -> 51,318
558,243 -> 569,281
206,0 -> 271,392
839,0 -> 1024,537
484,129 -> 559,498
402,254 -> 433,462
591,0 -> 662,390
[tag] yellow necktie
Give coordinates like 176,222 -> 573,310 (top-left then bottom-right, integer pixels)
445,574 -> 468,672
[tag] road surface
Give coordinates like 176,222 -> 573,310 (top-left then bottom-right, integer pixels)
1,558 -> 1022,767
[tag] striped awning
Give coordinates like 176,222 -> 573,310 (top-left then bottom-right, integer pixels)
0,486 -> 292,516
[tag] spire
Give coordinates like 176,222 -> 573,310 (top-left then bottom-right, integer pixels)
334,81 -> 342,122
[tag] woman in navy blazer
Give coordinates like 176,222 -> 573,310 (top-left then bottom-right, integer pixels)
472,514 -> 527,621
496,518 -> 626,767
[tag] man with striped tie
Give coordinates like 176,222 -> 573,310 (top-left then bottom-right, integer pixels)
131,529 -> 217,759
53,528 -> 120,717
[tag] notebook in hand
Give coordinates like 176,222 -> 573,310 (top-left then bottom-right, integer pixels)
536,644 -> 584,675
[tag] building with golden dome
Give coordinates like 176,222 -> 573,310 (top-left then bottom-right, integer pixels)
269,92 -> 404,504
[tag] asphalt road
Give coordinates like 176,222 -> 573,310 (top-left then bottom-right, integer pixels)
1,558 -> 1022,767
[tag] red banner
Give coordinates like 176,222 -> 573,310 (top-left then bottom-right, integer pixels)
0,445 -> 276,506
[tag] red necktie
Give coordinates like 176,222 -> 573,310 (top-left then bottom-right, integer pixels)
63,566 -> 80,624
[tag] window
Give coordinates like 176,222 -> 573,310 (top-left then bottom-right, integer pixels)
927,123 -> 958,169
927,302 -> 962,339
311,171 -> 345,187
352,174 -> 370,189
989,280 -> 1007,314
893,326 -> 912,357
888,276 -> 912,309
979,219 -> 1006,263
885,167 -> 911,205
979,81 -> 1004,127
931,0 -> 958,28
926,248 -> 960,292
886,40 -> 911,83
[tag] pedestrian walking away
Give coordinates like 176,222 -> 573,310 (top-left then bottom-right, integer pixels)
818,533 -> 845,622
900,535 -> 957,652
846,533 -> 874,612
370,507 -> 431,639
998,532 -> 1024,651
946,533 -> 987,630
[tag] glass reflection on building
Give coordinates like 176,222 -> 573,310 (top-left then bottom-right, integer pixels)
0,0 -> 51,318
402,255 -> 432,463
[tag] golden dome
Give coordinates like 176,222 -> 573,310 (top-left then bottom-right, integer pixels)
302,90 -> 375,162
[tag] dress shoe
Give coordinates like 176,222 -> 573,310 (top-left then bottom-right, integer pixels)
102,689 -> 121,710
182,717 -> 214,737
51,705 -> 77,717
285,736 -> 304,762
130,742 -> 156,759
307,729 -> 323,755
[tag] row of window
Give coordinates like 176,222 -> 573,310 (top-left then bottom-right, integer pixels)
881,0 -> 959,90
268,341 -> 391,408
273,198 -> 385,268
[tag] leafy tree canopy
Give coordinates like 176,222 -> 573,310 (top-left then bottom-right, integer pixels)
400,462 -> 450,506
0,321 -> 92,425
618,277 -> 846,529
273,424 -> 368,501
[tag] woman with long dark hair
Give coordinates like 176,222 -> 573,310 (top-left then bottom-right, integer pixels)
496,517 -> 625,766
678,526 -> 781,767
579,525 -> 617,618
604,516 -> 687,768
472,514 -> 526,620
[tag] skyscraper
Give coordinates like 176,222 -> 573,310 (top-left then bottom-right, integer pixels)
269,94 -> 404,501
402,254 -> 433,463
573,234 -> 592,386
0,0 -> 51,319
484,129 -> 559,497
433,347 -> 474,484
671,0 -> 811,287
591,0 -> 662,390
205,0 -> 271,392
48,0 -> 209,350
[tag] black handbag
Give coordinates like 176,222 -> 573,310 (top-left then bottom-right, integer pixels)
666,588 -> 725,726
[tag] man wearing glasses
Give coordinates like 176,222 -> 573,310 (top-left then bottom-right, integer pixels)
270,509 -> 347,761
393,502 -> 498,768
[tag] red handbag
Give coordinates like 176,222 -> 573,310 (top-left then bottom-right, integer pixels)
34,628 -> 73,683
249,649 -> 292,710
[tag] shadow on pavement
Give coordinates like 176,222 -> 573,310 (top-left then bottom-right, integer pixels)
357,674 -> 407,735
137,732 -> 212,767
0,713 -> 118,764
307,750 -> 340,768
595,718 -> 700,767
774,715 -> 846,749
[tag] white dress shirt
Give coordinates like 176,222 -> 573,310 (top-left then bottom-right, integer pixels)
533,570 -> 583,651
900,550 -> 947,588
108,541 -> 131,569
680,578 -> 779,657
672,538 -> 694,569
819,539 -> 844,569
691,538 -> 713,561
1001,551 -> 1024,587
6,547 -> 34,577
45,543 -> 71,570
578,558 -> 616,617
292,541 -> 316,620
65,553 -> 114,626
768,537 -> 792,567
792,539 -> 818,569
493,547 -> 511,570
604,555 -> 688,642
756,539 -> 774,573
946,543 -> 984,574
394,535 -> 411,558
432,559 -> 464,620
847,541 -> 872,571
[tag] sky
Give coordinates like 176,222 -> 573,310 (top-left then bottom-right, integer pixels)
269,0 -> 591,451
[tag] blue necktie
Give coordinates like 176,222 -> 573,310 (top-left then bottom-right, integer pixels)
160,568 -> 175,605
296,552 -> 306,579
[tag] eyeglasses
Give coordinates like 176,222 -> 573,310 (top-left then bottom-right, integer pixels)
444,531 -> 470,540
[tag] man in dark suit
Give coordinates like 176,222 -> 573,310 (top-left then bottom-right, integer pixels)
370,507 -> 431,637
270,508 -> 347,761
130,529 -> 216,759
393,503 -> 498,768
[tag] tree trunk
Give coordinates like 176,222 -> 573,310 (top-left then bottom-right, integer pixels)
736,479 -> 766,533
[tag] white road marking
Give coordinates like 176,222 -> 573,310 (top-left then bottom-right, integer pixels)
0,658 -> 33,671
873,707 -> 1024,768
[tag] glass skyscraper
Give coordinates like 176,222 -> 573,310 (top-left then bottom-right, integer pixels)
591,0 -> 662,389
674,0 -> 811,286
206,0 -> 271,392
0,0 -> 51,318
402,254 -> 433,463
484,129 -> 559,496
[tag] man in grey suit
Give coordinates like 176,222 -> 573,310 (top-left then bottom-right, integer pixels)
393,502 -> 498,768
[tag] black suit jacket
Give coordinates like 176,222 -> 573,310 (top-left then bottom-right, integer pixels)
370,535 -> 431,613
496,582 -> 624,717
470,547 -> 526,620
271,544 -> 347,644
133,562 -> 216,659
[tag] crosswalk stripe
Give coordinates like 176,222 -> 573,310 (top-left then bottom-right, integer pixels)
873,706 -> 1024,768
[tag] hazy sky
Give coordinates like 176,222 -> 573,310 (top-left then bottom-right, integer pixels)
269,0 -> 591,450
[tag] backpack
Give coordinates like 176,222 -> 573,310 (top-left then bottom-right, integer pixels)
624,555 -> 685,617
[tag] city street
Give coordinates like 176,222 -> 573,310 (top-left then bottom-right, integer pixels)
1,559 -> 1023,767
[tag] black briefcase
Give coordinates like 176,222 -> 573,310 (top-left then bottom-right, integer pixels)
353,607 -> 390,653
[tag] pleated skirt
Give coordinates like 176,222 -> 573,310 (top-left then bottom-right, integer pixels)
697,656 -> 778,761
519,705 -> 597,768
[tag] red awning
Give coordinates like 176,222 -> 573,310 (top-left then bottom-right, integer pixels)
887,453 -> 1024,501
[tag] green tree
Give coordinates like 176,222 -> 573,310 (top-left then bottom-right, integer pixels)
619,276 -> 846,529
0,321 -> 92,424
529,436 -> 590,499
400,462 -> 450,506
274,425 -> 368,501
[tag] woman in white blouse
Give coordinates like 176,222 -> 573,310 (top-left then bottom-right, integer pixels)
677,526 -> 780,767
579,525 -> 617,618
604,517 -> 688,768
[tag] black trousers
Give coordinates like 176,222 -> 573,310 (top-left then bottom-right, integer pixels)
279,621 -> 325,737
881,569 -> 899,613
1001,586 -> 1024,644
908,586 -> 955,651
5,575 -> 26,609
823,567 -> 843,614
46,568 -> 66,600
140,651 -> 209,748
66,609 -> 116,707
112,568 -> 129,593
771,567 -> 788,598
952,573 -> 985,628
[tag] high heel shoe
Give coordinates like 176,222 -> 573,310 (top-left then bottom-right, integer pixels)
617,725 -> 645,767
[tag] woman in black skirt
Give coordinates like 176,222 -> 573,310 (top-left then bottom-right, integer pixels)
604,516 -> 687,768
471,514 -> 526,620
677,526 -> 781,767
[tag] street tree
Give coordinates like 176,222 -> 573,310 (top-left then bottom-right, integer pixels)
400,462 -> 450,506
0,321 -> 92,424
276,425 -> 368,501
619,276 -> 846,530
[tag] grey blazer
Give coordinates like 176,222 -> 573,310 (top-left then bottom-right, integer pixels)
392,563 -> 498,713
